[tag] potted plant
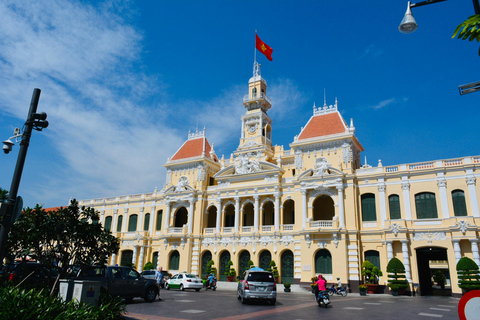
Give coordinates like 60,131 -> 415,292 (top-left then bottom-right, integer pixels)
225,260 -> 235,282
457,257 -> 480,293
206,259 -> 216,278
386,257 -> 409,296
433,270 -> 446,290
361,260 -> 383,293
267,260 -> 280,282
359,284 -> 368,296
283,282 -> 291,292
310,276 -> 318,293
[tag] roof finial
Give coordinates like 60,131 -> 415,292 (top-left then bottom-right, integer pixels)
324,89 -> 327,107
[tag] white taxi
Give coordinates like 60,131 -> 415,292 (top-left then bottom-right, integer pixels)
166,273 -> 203,291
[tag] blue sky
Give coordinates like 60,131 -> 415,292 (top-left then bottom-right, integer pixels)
0,0 -> 478,208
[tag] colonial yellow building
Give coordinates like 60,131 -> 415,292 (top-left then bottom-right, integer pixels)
79,63 -> 479,296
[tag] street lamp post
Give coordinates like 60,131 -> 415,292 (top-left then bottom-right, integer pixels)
0,88 -> 48,265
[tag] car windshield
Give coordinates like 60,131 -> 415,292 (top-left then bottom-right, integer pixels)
247,272 -> 274,282
185,274 -> 198,279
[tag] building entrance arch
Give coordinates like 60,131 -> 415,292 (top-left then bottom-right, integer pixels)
219,251 -> 231,281
416,247 -> 451,296
281,250 -> 294,284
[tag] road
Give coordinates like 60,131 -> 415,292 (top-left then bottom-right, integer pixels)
124,284 -> 460,320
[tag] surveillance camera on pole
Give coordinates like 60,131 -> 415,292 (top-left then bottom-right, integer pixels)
0,88 -> 47,265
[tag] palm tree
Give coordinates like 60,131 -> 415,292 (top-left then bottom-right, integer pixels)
0,188 -> 8,202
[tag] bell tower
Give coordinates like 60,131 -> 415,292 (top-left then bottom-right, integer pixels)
236,62 -> 274,160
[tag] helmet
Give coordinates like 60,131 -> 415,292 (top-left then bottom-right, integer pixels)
337,277 -> 340,280
318,275 -> 322,278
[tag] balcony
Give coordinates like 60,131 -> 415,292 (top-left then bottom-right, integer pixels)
243,92 -> 271,105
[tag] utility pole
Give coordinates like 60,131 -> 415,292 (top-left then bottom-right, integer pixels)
0,88 -> 48,264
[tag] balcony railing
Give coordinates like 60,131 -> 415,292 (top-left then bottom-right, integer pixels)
243,92 -> 271,105
309,220 -> 334,228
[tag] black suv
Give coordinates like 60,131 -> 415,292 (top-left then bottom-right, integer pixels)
3,262 -> 59,289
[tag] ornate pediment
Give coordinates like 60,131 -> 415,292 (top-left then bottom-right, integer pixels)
214,159 -> 282,179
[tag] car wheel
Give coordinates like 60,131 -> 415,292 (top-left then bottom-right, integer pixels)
241,295 -> 247,304
270,299 -> 276,305
195,289 -> 200,292
180,284 -> 185,291
144,286 -> 158,303
165,283 -> 170,290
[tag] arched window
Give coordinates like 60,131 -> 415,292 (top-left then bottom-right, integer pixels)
365,250 -> 380,269
388,194 -> 401,220
238,251 -> 251,277
415,192 -> 438,219
452,190 -> 467,217
252,87 -> 257,97
262,201 -> 274,226
207,206 -> 217,228
174,207 -> 188,228
243,203 -> 254,227
156,210 -> 163,231
361,193 -> 377,222
121,250 -> 133,267
170,251 -> 180,270
128,214 -> 137,232
224,204 -> 235,228
313,195 -> 334,220
315,249 -> 332,274
116,215 -> 123,232
283,199 -> 295,225
219,251 -> 231,282
104,216 -> 112,231
201,251 -> 212,279
144,213 -> 150,231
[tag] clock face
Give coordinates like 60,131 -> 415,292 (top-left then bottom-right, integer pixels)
249,125 -> 257,134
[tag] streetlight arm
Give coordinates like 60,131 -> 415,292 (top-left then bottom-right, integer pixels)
410,0 -> 448,8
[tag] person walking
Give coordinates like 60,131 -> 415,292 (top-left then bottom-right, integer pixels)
155,266 -> 164,301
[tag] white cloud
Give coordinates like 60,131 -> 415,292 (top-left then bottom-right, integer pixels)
371,98 -> 396,110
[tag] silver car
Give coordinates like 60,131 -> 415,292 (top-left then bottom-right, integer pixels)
237,270 -> 277,305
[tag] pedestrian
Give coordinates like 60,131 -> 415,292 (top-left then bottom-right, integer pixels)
155,266 -> 164,301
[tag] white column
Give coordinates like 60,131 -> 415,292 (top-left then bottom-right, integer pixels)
466,176 -> 480,217
111,253 -> 116,265
337,185 -> 345,228
401,182 -> 412,220
301,189 -> 307,230
378,184 -> 387,227
132,246 -> 138,270
387,241 -> 393,261
138,246 -> 145,271
234,197 -> 240,232
122,208 -> 128,232
216,198 -> 221,233
470,240 -> 480,266
149,204 -> 155,234
437,179 -> 450,218
401,240 -> 411,282
254,195 -> 260,232
453,240 -> 462,264
138,208 -> 144,232
112,209 -> 118,233
188,198 -> 194,234
274,193 -> 280,231
164,201 -> 171,231
100,208 -> 105,225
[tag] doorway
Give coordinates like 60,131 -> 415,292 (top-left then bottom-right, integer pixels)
416,247 -> 451,296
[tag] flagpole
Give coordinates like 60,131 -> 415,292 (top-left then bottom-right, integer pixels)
254,30 -> 257,66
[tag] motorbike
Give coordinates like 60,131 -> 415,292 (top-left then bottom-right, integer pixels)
328,284 -> 348,297
205,276 -> 217,291
315,290 -> 331,308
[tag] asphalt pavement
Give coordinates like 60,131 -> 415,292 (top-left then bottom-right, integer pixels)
123,282 -> 461,320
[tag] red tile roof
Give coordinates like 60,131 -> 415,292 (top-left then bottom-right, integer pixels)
171,137 -> 218,162
298,112 -> 347,140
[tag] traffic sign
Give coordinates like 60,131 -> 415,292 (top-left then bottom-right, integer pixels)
458,290 -> 480,320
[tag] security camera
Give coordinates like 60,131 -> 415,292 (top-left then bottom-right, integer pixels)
2,139 -> 13,154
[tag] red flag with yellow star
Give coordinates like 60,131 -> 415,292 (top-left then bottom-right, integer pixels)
256,34 -> 273,61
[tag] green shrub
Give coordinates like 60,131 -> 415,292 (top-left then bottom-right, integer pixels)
267,260 -> 279,277
0,286 -> 125,319
143,261 -> 154,270
457,257 -> 480,291
362,260 -> 383,284
224,260 -> 233,276
386,257 -> 409,291
247,260 -> 254,269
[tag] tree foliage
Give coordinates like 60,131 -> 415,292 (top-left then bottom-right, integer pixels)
386,258 -> 409,291
0,188 -> 8,201
456,256 -> 480,291
4,199 -> 119,276
361,260 -> 383,284
452,14 -> 480,55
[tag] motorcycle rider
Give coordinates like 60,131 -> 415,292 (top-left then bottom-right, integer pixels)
336,277 -> 342,291
206,273 -> 216,289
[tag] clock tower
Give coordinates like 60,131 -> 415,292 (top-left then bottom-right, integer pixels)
236,62 -> 274,161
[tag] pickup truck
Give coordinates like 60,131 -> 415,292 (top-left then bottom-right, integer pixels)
73,265 -> 159,302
